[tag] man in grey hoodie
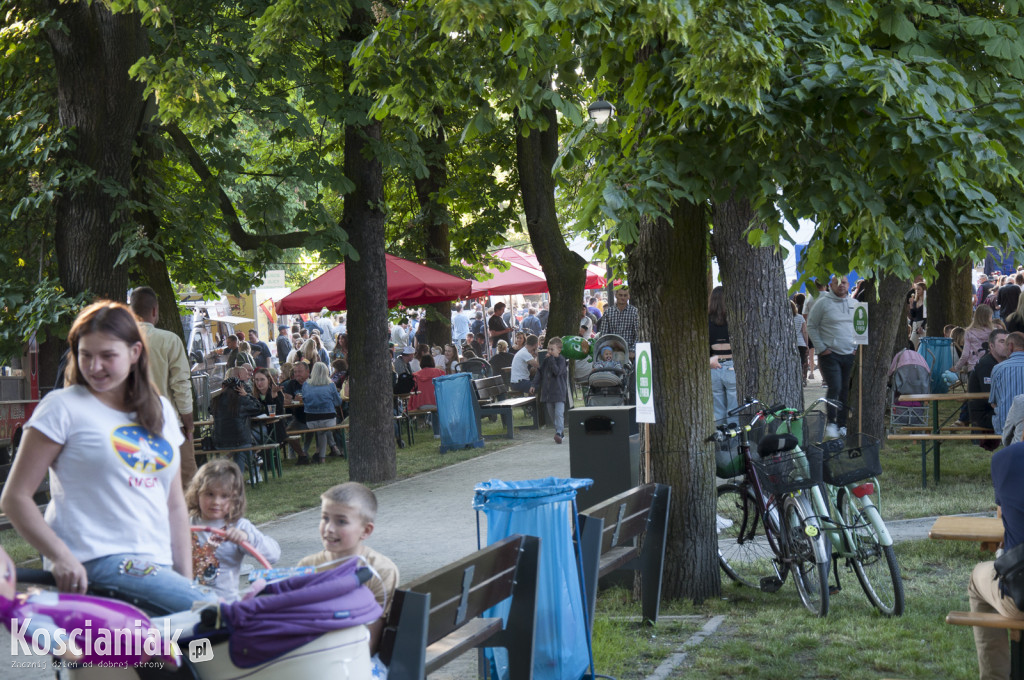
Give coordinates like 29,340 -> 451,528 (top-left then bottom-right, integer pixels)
807,274 -> 856,437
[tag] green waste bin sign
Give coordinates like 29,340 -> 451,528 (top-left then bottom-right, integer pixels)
636,342 -> 655,423
852,302 -> 869,345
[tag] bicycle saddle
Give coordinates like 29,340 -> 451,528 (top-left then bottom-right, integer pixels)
757,433 -> 799,457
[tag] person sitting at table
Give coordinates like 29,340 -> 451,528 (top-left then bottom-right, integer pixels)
509,334 -> 540,394
212,367 -> 264,478
990,332 -> 1024,437
440,344 -> 458,374
968,441 -> 1024,680
489,340 -> 514,383
969,329 -> 1009,445
281,360 -> 313,465
409,355 -> 446,436
301,362 -> 344,463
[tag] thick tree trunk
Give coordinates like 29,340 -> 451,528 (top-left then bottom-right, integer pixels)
45,1 -> 148,300
927,256 -> 973,335
848,273 -> 906,441
712,194 -> 803,410
413,117 -> 454,349
516,104 -> 586,339
343,115 -> 396,483
629,201 -> 719,603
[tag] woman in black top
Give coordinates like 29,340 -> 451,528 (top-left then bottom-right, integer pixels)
708,286 -> 737,423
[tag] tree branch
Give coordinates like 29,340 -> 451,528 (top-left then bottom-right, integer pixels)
162,124 -> 312,250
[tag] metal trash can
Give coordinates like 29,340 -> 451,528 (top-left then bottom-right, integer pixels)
191,373 -> 210,421
568,405 -> 640,509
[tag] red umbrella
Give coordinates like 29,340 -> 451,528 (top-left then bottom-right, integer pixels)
471,261 -> 549,295
492,246 -> 610,290
274,254 -> 472,313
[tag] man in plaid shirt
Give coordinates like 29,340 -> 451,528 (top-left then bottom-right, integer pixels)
599,288 -> 639,359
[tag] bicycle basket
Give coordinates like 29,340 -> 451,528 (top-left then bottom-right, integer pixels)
766,411 -> 827,449
811,434 -> 882,487
751,447 -> 823,496
713,416 -> 765,478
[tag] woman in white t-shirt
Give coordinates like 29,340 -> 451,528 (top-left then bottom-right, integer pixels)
0,301 -> 215,613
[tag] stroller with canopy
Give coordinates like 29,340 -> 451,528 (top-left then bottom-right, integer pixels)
585,334 -> 633,406
887,349 -> 931,433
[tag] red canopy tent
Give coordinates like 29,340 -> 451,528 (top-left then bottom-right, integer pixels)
274,254 -> 472,313
470,261 -> 549,296
491,246 -> 611,290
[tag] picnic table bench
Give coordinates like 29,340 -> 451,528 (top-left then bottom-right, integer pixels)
287,422 -> 350,457
929,515 -> 1004,552
577,483 -> 671,629
379,534 -> 539,680
946,611 -> 1024,679
472,376 -> 539,439
887,392 -> 1002,488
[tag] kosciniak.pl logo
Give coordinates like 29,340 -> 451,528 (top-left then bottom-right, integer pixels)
9,617 -> 183,661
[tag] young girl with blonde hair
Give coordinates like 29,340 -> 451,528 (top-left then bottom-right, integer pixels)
186,459 -> 280,600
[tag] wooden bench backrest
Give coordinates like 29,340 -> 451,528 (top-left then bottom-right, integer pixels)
473,376 -> 508,401
391,534 -> 523,646
580,483 -> 658,554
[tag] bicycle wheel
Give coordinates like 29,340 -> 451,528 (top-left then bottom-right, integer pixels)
838,487 -> 905,616
716,483 -> 785,590
783,495 -> 830,617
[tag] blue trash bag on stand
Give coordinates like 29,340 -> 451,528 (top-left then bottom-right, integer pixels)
918,336 -> 955,394
434,373 -> 485,453
474,477 -> 594,680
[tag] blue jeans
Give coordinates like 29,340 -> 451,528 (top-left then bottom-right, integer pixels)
545,402 -> 565,436
818,352 -> 855,427
710,360 -> 737,423
511,379 -> 532,394
84,553 -> 216,614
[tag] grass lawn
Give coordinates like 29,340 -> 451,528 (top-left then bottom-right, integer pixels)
593,539 -> 984,679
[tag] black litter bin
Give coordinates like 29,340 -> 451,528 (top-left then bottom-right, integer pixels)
568,405 -> 640,509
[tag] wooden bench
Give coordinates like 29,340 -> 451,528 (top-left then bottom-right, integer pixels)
287,422 -> 349,457
946,611 -> 1024,679
200,442 -> 282,486
379,534 -> 539,680
929,515 -> 1004,552
577,483 -> 671,630
471,376 -> 539,439
891,392 -> 1001,488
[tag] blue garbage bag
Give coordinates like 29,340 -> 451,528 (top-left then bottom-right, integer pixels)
918,336 -> 955,394
474,477 -> 593,680
434,373 -> 484,452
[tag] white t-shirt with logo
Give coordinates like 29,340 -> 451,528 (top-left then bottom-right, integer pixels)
26,385 -> 184,565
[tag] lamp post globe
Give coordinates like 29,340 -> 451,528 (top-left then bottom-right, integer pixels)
587,97 -> 616,126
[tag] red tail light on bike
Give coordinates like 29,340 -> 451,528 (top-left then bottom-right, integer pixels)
852,482 -> 874,498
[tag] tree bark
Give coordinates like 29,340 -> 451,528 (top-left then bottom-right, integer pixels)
342,115 -> 396,483
413,116 -> 454,349
712,194 -> 803,411
927,256 -> 973,335
847,273 -> 906,441
629,201 -> 719,603
516,103 -> 586,340
45,1 -> 149,300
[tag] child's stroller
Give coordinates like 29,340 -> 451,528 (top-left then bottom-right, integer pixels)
585,334 -> 633,406
887,349 -> 931,433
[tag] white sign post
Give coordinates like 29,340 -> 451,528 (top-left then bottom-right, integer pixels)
635,343 -> 655,424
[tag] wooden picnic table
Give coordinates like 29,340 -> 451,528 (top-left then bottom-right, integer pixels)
929,515 -> 1004,552
887,392 -> 1002,488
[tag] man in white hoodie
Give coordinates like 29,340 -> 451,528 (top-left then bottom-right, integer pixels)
807,274 -> 856,438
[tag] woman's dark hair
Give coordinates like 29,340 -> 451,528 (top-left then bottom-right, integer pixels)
792,292 -> 805,314
708,286 -> 727,326
253,367 -> 277,393
420,355 -> 435,369
416,343 -> 429,359
331,358 -> 348,372
66,301 -> 164,435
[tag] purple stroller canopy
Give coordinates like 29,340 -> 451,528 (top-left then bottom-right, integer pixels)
220,557 -> 382,668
